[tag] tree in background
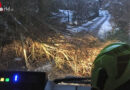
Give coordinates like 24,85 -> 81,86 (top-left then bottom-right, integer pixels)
2,0 -> 100,27
53,0 -> 100,24
105,0 -> 130,41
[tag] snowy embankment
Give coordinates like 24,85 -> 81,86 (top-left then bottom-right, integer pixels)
67,17 -> 100,32
98,10 -> 113,39
52,9 -> 113,38
67,10 -> 112,33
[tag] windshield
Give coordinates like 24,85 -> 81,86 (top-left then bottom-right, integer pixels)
0,0 -> 128,80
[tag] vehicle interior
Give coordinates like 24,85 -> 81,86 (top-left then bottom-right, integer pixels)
0,0 -> 129,90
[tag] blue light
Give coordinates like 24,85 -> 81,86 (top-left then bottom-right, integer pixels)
13,74 -> 19,82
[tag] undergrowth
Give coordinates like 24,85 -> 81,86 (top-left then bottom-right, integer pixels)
1,33 -> 116,78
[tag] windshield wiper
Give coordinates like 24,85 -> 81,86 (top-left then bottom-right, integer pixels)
54,77 -> 91,85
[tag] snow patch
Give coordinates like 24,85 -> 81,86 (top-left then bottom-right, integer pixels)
51,9 -> 74,24
67,16 -> 100,33
92,17 -> 100,22
89,10 -> 109,30
99,10 -> 109,17
59,9 -> 74,24
82,21 -> 93,27
98,11 -> 112,39
67,10 -> 112,34
89,16 -> 105,30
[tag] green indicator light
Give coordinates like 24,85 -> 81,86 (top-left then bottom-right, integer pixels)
5,78 -> 10,82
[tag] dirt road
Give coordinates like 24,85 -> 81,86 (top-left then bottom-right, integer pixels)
67,10 -> 113,39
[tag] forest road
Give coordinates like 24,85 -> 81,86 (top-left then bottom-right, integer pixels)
68,10 -> 112,39
87,10 -> 112,38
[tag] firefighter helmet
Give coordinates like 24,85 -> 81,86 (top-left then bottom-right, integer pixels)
91,42 -> 130,90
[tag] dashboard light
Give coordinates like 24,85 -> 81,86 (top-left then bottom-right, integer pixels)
0,78 -> 4,82
13,75 -> 19,82
5,78 -> 10,82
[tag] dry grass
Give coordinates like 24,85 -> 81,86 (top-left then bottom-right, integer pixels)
1,33 -> 117,79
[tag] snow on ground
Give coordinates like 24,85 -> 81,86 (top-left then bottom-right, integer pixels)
92,17 -> 100,22
99,9 -> 109,17
82,21 -> 93,27
59,9 -> 73,23
67,25 -> 87,32
98,11 -> 112,39
67,20 -> 95,32
67,10 -> 109,33
52,9 -> 113,37
52,9 -> 74,24
67,16 -> 102,32
89,10 -> 109,30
